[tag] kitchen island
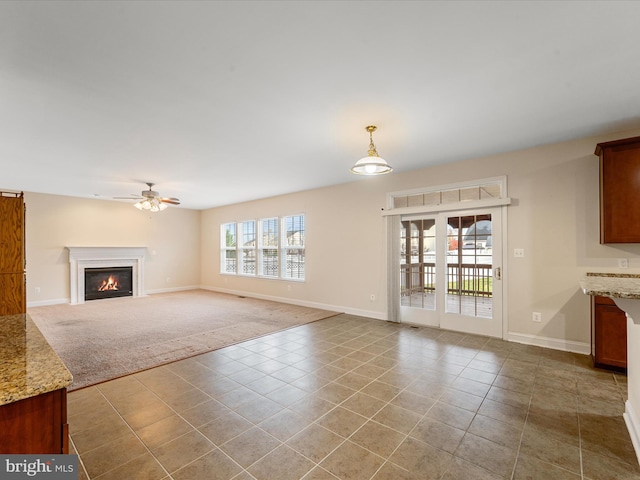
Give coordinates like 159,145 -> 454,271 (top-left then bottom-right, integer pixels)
0,313 -> 73,453
581,272 -> 640,465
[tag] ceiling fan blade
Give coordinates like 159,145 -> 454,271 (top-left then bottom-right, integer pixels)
160,197 -> 180,205
113,196 -> 143,200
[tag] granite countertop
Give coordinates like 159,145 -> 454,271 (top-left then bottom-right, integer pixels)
580,272 -> 640,299
0,314 -> 72,406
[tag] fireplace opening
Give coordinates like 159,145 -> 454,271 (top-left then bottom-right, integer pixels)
84,266 -> 133,301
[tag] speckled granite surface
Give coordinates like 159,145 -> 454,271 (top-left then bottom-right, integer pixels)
580,272 -> 640,299
0,314 -> 72,406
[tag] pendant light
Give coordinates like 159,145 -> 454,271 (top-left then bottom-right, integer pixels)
350,125 -> 393,175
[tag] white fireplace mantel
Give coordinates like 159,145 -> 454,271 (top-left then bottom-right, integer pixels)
66,246 -> 147,304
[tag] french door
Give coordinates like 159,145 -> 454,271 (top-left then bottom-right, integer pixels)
399,207 -> 503,338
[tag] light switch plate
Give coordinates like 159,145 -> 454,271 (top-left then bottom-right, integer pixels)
514,248 -> 525,258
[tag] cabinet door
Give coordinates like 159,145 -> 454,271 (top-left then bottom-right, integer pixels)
594,304 -> 627,370
0,273 -> 25,315
0,389 -> 67,454
599,138 -> 640,243
0,195 -> 24,272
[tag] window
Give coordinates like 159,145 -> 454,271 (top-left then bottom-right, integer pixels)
392,183 -> 503,209
283,214 -> 305,280
221,214 -> 305,281
386,177 -> 509,214
260,218 -> 279,277
239,220 -> 256,275
221,223 -> 237,273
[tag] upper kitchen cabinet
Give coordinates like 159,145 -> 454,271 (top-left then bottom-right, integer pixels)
0,192 -> 25,314
596,136 -> 640,244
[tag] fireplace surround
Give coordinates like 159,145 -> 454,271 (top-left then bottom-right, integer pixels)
66,246 -> 146,305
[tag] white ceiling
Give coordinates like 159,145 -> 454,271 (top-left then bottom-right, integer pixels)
1,1 -> 639,210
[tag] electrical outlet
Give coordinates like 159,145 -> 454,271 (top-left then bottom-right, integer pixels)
532,312 -> 542,323
619,258 -> 629,269
34,287 -> 41,295
370,294 -> 375,302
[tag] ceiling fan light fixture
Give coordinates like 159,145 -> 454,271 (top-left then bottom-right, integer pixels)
350,125 -> 393,175
127,182 -> 178,212
133,196 -> 168,212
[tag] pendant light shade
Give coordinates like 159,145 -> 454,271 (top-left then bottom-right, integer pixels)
350,125 -> 393,175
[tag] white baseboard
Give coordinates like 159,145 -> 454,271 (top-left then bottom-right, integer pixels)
144,285 -> 200,295
339,308 -> 386,321
201,286 -> 386,321
196,292 -> 595,348
624,400 -> 640,466
507,331 -> 591,355
27,298 -> 69,308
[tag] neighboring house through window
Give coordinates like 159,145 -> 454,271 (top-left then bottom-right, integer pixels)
222,223 -> 236,273
239,220 -> 256,275
260,217 -> 279,277
283,214 -> 305,280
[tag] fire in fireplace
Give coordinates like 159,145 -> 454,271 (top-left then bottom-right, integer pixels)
84,266 -> 133,301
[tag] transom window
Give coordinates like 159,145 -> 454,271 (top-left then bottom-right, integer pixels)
221,214 -> 305,281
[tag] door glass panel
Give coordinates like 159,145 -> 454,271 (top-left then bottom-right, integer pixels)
446,214 -> 493,318
400,218 -> 435,309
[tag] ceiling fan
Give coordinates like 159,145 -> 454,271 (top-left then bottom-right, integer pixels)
115,182 -> 180,212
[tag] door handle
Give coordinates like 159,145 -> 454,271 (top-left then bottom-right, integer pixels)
494,267 -> 501,280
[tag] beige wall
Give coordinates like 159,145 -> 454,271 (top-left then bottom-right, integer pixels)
24,192 -> 201,305
200,180 -> 390,316
19,127 -> 640,350
200,127 -> 640,350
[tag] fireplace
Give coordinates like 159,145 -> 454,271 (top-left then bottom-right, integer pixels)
66,246 -> 146,305
84,266 -> 133,301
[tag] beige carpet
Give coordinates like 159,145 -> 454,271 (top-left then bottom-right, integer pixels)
28,289 -> 339,391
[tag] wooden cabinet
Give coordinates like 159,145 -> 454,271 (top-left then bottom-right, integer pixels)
0,192 -> 25,314
0,194 -> 67,454
591,295 -> 627,372
595,136 -> 640,244
1,313 -> 72,455
0,389 -> 68,454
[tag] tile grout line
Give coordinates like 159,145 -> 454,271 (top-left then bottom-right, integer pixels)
107,358 -> 293,479
84,325 -> 490,479
161,323 -> 392,478
67,317 -> 631,480
282,327 -> 405,478
347,331 -> 498,479
507,357 -> 538,480
79,384 -> 173,480
243,323 -> 431,478
156,364 -> 281,479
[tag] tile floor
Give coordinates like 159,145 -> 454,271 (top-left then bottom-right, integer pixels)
67,314 -> 639,480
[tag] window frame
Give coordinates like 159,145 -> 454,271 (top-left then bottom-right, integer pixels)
238,220 -> 257,276
220,214 -> 305,281
259,217 -> 279,277
281,214 -> 305,281
220,222 -> 237,274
